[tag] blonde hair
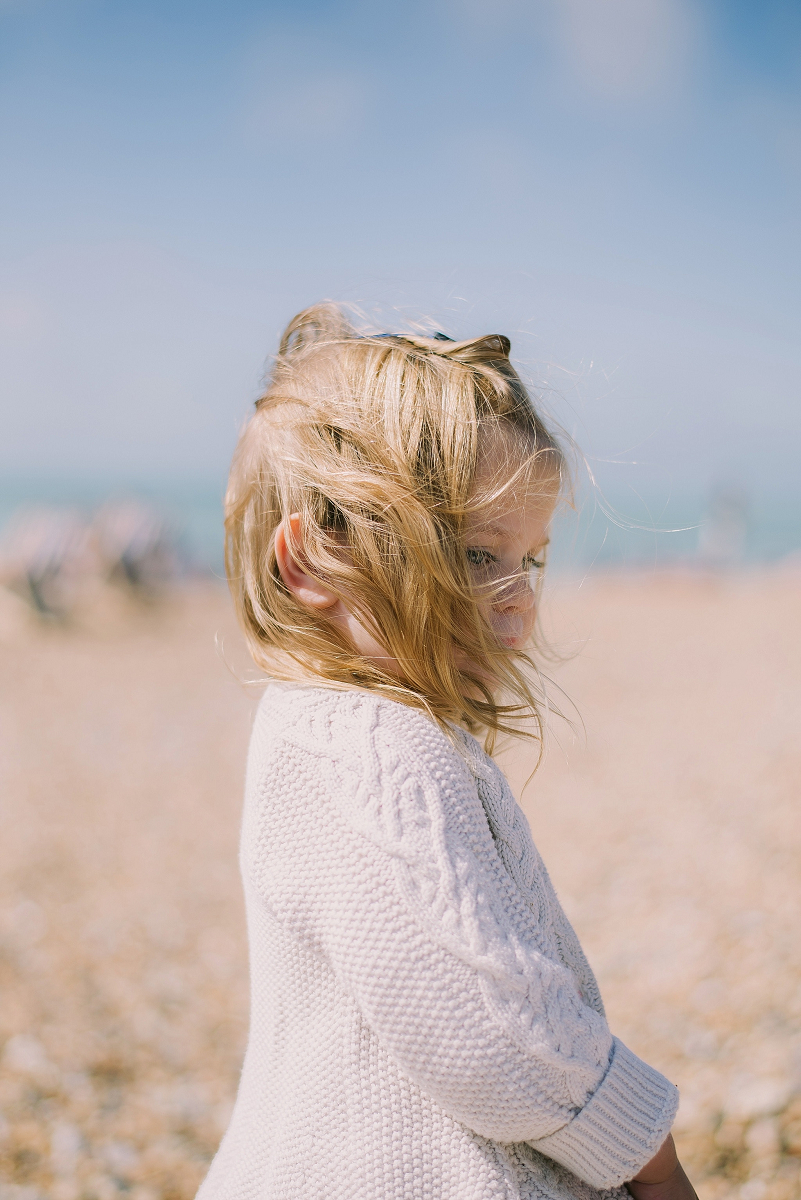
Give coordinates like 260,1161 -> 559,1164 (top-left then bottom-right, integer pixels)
225,303 -> 563,748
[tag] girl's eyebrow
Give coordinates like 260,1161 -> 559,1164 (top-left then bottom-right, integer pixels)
469,522 -> 551,551
469,521 -> 512,539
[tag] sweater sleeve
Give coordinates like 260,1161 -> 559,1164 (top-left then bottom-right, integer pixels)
244,688 -> 677,1188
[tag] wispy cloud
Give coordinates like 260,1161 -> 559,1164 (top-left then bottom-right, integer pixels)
552,0 -> 698,101
447,0 -> 699,103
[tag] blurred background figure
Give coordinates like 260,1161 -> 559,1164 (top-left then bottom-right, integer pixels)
0,499 -> 181,622
697,484 -> 750,569
92,499 -> 182,594
0,506 -> 97,617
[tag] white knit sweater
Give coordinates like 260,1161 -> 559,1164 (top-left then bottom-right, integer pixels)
197,683 -> 678,1200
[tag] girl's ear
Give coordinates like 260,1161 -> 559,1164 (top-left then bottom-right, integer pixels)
274,514 -> 339,610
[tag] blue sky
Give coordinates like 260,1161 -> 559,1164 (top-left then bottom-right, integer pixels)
1,0 -> 800,518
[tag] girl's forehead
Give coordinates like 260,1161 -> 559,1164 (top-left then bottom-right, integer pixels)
471,426 -> 560,510
465,493 -> 555,546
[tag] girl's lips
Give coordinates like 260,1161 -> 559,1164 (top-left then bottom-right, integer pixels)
491,615 -> 526,648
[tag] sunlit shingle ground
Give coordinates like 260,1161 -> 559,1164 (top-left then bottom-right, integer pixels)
1,574 -> 799,1200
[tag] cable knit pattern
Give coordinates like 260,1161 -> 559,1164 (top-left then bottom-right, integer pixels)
196,683 -> 678,1200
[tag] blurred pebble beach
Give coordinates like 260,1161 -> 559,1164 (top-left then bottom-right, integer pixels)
1,566 -> 800,1200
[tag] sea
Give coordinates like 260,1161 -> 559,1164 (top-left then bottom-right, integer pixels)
1,475 -> 799,577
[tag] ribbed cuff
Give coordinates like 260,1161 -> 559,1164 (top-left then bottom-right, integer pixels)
528,1038 -> 679,1189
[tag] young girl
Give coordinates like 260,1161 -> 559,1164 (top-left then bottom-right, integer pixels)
198,305 -> 697,1200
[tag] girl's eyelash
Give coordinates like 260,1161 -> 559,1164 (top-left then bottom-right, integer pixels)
466,549 -> 546,571
465,548 -> 497,567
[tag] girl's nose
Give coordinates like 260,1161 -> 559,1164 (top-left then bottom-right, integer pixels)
495,571 -> 537,614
